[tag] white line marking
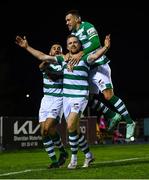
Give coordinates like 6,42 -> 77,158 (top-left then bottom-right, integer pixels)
0,157 -> 148,177
94,157 -> 143,164
0,168 -> 46,177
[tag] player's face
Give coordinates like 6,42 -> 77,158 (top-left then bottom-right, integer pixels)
67,37 -> 81,54
65,14 -> 78,31
49,44 -> 62,56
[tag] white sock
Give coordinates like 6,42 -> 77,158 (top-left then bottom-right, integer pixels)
71,154 -> 77,162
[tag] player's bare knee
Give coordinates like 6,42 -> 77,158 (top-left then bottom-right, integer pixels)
49,127 -> 57,135
67,123 -> 77,132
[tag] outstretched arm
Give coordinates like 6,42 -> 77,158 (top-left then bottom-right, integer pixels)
15,36 -> 56,63
87,34 -> 111,63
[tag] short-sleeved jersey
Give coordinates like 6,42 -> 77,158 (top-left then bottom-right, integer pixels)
72,21 -> 110,67
56,55 -> 90,98
42,64 -> 63,97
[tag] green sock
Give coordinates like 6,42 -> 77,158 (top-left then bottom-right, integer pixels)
97,102 -> 116,119
109,95 -> 133,124
51,132 -> 66,153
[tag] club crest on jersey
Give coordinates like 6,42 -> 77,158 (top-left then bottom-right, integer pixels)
74,27 -> 87,41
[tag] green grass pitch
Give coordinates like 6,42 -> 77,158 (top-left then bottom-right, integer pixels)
0,143 -> 149,179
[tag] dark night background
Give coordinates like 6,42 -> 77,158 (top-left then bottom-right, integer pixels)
0,2 -> 148,119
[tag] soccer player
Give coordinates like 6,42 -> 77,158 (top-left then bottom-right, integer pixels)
16,34 -> 111,169
15,36 -> 68,168
65,9 -> 136,141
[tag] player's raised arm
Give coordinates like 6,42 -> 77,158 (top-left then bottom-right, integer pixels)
15,35 -> 56,63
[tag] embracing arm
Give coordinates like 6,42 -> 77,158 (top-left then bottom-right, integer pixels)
87,34 -> 111,63
65,36 -> 99,66
15,36 -> 56,63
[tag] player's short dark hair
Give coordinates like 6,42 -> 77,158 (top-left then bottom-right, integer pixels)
65,9 -> 81,18
66,34 -> 78,41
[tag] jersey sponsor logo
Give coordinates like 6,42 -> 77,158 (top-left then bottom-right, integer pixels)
73,27 -> 87,41
75,28 -> 84,36
79,34 -> 87,41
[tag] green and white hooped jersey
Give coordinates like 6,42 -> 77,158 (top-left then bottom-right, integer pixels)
72,21 -> 110,67
56,55 -> 90,98
42,64 -> 63,97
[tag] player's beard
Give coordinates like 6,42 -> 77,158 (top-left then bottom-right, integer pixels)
70,47 -> 79,54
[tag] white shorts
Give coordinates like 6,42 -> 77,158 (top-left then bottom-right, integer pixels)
39,95 -> 63,123
89,63 -> 113,94
63,97 -> 88,120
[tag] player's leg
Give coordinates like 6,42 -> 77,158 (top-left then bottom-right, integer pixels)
48,97 -> 68,166
100,64 -> 136,140
40,120 -> 59,168
67,112 -> 79,169
89,66 -> 121,131
39,96 -> 64,168
51,130 -> 68,166
76,98 -> 95,168
104,92 -> 136,140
